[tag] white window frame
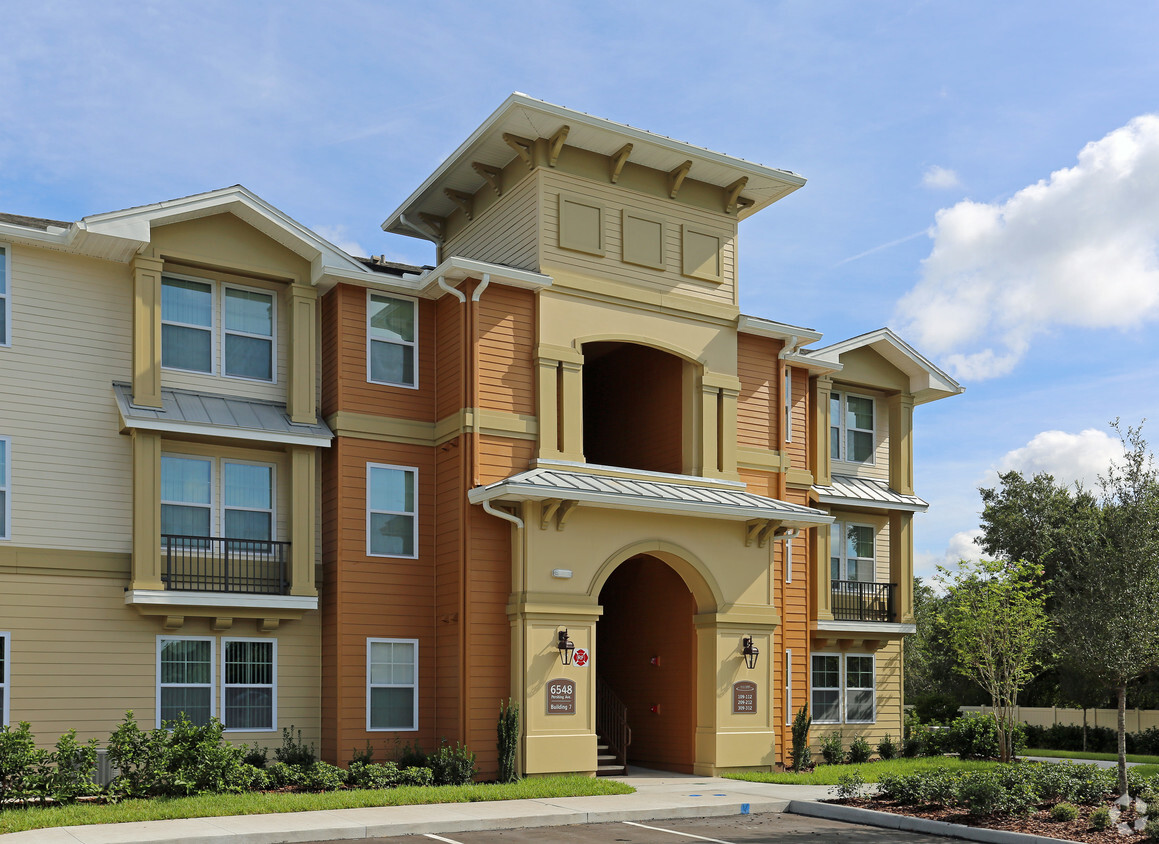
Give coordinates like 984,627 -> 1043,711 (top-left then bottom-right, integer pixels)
783,366 -> 792,443
1,632 -> 10,726
366,463 -> 418,559
161,453 -> 276,540
221,637 -> 277,732
844,653 -> 877,725
366,290 -> 418,390
830,390 -> 876,465
810,652 -> 842,725
161,272 -> 277,384
156,636 -> 216,728
0,436 -> 9,542
830,521 -> 876,583
366,638 -> 419,732
0,243 -> 10,348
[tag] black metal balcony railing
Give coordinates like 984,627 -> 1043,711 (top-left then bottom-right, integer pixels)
161,535 -> 290,595
831,580 -> 896,622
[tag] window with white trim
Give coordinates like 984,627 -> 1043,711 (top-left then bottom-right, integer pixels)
0,437 -> 9,541
0,244 -> 9,347
367,638 -> 418,731
158,637 -> 215,726
830,391 -> 874,463
161,455 -> 275,540
811,653 -> 841,724
367,292 -> 417,388
830,522 -> 875,582
223,639 -> 276,731
1,632 -> 9,726
161,274 -> 275,382
367,464 -> 417,558
811,653 -> 876,725
845,655 -> 876,723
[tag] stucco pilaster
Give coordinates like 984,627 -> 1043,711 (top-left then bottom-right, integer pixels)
132,256 -> 164,409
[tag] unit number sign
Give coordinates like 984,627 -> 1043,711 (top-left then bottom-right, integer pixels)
732,681 -> 757,713
546,679 -> 576,715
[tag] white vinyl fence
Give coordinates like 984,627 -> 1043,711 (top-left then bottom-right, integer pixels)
959,705 -> 1159,732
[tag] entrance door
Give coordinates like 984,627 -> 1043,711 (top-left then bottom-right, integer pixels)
596,554 -> 697,772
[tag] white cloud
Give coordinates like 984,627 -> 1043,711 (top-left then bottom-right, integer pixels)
991,428 -> 1124,489
312,225 -> 367,259
896,114 -> 1159,380
915,529 -> 985,580
922,165 -> 961,190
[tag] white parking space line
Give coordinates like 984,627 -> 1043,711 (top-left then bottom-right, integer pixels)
622,821 -> 735,843
423,835 -> 466,843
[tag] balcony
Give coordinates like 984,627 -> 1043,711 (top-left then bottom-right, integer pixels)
830,580 -> 896,623
161,535 -> 290,595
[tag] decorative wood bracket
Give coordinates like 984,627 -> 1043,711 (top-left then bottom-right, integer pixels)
444,188 -> 474,221
418,212 -> 446,240
610,143 -> 633,183
163,615 -> 184,631
745,519 -> 764,547
735,196 -> 755,213
548,125 -> 570,167
472,162 -> 503,196
540,499 -> 562,530
724,177 -> 749,214
259,618 -> 281,633
757,521 -> 778,548
668,160 -> 692,199
212,617 -> 233,632
503,133 -> 535,168
556,500 -> 579,531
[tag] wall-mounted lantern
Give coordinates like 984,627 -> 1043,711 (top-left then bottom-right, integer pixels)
742,636 -> 759,670
557,629 -> 575,665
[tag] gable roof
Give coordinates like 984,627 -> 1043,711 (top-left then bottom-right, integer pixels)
804,327 -> 963,404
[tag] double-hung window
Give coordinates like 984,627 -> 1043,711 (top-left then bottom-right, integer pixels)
367,464 -> 417,558
830,391 -> 874,463
158,637 -> 215,726
0,244 -> 9,347
222,639 -> 276,731
367,638 -> 418,731
161,455 -> 274,541
157,637 -> 277,730
367,292 -> 417,388
811,653 -> 876,725
0,437 -> 9,541
0,632 -> 9,726
161,274 -> 275,382
830,522 -> 875,582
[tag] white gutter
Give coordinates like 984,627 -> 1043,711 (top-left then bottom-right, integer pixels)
482,499 -> 524,529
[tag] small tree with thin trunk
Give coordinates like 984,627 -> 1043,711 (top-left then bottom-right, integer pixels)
1054,423 -> 1159,795
938,557 -> 1050,762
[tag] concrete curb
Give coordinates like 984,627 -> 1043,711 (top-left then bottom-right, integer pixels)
788,800 -> 1080,844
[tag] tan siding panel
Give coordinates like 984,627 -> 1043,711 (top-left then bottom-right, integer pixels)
443,177 -> 539,271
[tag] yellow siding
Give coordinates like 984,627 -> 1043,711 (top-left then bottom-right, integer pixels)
539,170 -> 738,306
809,640 -> 904,754
1,572 -> 320,749
0,245 -> 134,552
442,175 -> 539,271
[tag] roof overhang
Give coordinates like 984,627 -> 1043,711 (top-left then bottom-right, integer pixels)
318,255 -> 553,299
813,475 -> 929,513
804,327 -> 963,404
382,93 -> 807,240
469,463 -> 833,529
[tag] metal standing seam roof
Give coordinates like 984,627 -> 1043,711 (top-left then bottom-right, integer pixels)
112,383 -> 332,446
812,474 -> 928,512
469,466 -> 833,526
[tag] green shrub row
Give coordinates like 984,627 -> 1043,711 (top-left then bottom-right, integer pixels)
1,712 -> 474,809
1023,722 -> 1159,756
878,760 -> 1154,816
903,713 -> 1026,760
819,731 -> 889,765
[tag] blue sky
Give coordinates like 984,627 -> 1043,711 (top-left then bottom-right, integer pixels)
4,1 -> 1158,576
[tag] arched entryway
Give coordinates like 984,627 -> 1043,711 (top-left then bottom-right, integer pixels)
597,554 -> 697,773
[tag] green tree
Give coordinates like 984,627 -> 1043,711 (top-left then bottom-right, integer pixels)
904,577 -> 986,705
939,557 -> 1051,762
1054,423 -> 1159,795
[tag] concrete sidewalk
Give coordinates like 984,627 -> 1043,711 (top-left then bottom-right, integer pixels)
0,770 -> 833,844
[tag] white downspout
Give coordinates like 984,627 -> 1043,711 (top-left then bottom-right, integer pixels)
482,498 -> 524,529
470,272 -> 492,302
437,275 -> 466,303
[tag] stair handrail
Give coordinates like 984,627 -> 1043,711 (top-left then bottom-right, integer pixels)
596,676 -> 631,770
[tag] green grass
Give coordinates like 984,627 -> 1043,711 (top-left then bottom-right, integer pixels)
723,756 -> 999,785
0,776 -> 635,835
1024,748 -> 1159,765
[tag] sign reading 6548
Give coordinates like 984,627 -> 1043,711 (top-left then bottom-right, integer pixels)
546,678 -> 576,715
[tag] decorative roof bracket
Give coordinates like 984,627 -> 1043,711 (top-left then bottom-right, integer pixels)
472,162 -> 503,196
503,133 -> 535,169
418,212 -> 446,240
443,188 -> 474,221
548,125 -> 570,167
609,143 -> 633,183
668,160 -> 692,199
724,177 -> 749,214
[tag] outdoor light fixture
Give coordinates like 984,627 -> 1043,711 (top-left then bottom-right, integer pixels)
557,629 -> 575,665
742,636 -> 759,670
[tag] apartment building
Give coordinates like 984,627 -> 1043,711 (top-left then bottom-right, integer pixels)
0,95 -> 960,777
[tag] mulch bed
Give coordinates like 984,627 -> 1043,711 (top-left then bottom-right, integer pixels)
835,797 -> 1145,843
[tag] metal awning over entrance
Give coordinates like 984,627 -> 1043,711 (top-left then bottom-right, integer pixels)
469,463 -> 833,529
